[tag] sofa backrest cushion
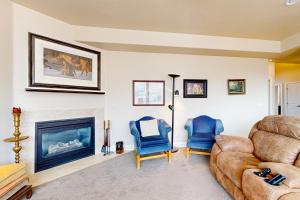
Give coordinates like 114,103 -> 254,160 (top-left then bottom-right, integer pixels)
252,131 -> 300,164
257,116 -> 300,140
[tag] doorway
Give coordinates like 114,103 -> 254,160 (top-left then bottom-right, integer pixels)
272,62 -> 300,116
286,82 -> 300,116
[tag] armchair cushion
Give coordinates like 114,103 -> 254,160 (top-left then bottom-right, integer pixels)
216,135 -> 254,153
140,119 -> 160,137
259,162 -> 300,189
140,135 -> 169,147
139,143 -> 170,155
190,133 -> 215,142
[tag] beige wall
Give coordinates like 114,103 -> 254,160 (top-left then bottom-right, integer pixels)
1,3 -> 270,171
12,4 -> 105,172
275,63 -> 300,82
104,51 -> 269,148
0,0 -> 14,164
269,62 -> 276,115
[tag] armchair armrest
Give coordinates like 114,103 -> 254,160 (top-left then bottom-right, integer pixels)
215,119 -> 224,135
158,119 -> 171,138
184,119 -> 193,138
215,135 -> 254,153
129,121 -> 141,148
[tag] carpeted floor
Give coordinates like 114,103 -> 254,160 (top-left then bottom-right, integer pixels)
30,151 -> 232,200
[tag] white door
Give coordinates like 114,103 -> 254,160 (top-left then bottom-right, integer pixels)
287,83 -> 300,116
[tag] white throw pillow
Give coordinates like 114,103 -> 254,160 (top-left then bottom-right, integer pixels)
140,119 -> 160,137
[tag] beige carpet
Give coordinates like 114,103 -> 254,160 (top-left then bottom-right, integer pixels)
30,151 -> 232,200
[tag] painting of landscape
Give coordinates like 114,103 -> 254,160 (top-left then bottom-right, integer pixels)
228,79 -> 246,95
43,48 -> 93,81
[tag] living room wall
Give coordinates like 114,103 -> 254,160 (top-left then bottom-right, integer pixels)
0,0 -> 14,164
1,3 -> 269,170
104,51 -> 269,148
11,4 -> 106,172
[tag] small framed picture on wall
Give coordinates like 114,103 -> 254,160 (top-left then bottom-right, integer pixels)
227,79 -> 246,95
132,80 -> 165,106
183,79 -> 207,98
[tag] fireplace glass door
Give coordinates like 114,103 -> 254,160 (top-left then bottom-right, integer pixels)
35,117 -> 95,172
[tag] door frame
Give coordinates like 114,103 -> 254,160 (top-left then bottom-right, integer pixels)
274,81 -> 284,115
284,81 -> 300,115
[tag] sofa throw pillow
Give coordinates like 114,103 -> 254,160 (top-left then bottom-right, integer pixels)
259,162 -> 300,189
140,119 -> 160,137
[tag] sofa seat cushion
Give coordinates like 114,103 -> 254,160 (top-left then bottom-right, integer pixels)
217,152 -> 261,189
140,135 -> 168,147
279,193 -> 300,200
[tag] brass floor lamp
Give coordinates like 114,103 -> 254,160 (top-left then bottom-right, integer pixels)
168,74 -> 180,153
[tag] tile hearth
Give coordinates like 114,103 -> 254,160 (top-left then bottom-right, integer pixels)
29,152 -> 126,187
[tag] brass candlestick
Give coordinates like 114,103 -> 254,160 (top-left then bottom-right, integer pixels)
3,108 -> 29,163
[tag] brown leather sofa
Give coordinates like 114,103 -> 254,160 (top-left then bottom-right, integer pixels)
210,116 -> 300,200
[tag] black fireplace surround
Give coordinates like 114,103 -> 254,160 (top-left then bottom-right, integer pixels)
35,117 -> 95,172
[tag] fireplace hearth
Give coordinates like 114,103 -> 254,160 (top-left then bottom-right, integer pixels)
35,117 -> 95,172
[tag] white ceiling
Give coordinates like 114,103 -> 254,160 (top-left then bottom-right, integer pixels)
12,0 -> 300,40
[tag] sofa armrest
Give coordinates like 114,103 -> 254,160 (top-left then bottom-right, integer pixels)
259,162 -> 300,189
242,169 -> 293,200
215,135 -> 254,153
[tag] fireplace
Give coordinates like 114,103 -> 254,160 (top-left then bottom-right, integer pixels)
35,117 -> 95,172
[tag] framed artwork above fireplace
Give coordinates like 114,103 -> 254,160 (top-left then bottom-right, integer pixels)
28,33 -> 102,94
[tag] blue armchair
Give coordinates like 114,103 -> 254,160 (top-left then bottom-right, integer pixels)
129,116 -> 172,169
184,115 -> 224,159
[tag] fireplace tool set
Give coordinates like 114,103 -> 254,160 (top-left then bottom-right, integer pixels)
101,120 -> 112,155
